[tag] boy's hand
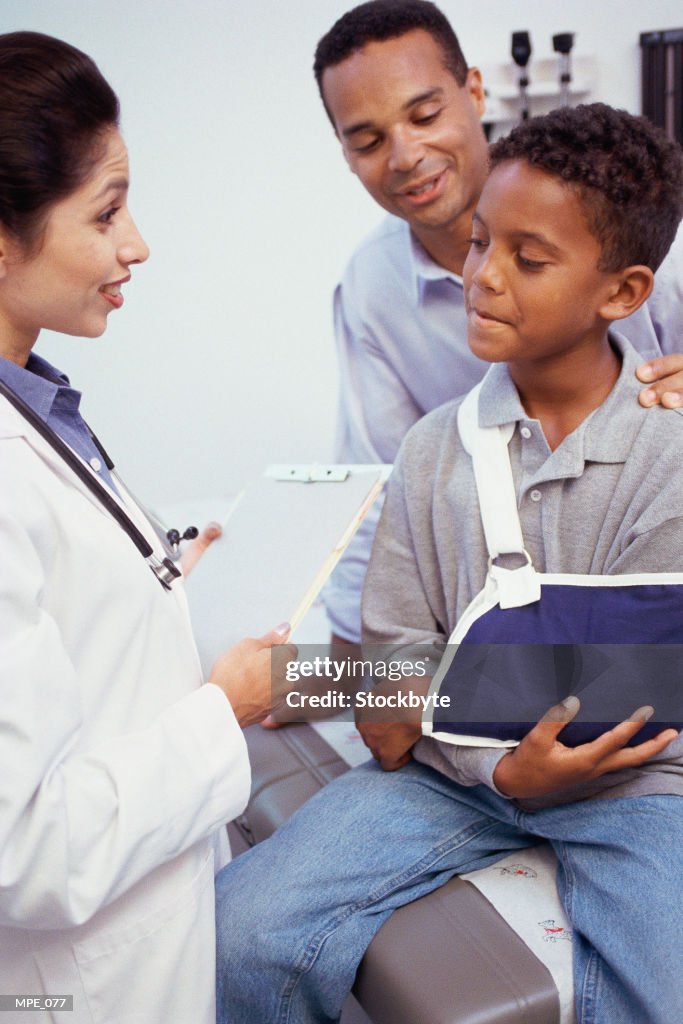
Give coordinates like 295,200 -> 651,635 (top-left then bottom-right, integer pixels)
356,721 -> 421,771
492,696 -> 679,799
637,353 -> 683,409
355,676 -> 429,771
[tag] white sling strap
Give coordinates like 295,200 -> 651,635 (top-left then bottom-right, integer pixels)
457,383 -> 541,608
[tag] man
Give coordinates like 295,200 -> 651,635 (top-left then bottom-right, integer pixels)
318,0 -> 683,647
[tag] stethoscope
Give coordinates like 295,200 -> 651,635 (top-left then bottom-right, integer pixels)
0,379 -> 197,591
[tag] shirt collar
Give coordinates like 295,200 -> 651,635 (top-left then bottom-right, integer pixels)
407,228 -> 463,304
0,351 -> 77,422
478,332 -> 648,470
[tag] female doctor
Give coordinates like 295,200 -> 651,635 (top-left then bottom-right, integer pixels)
0,31 -> 287,1023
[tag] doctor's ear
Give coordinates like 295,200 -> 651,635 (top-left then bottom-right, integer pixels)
599,265 -> 654,323
0,224 -> 24,279
0,226 -> 11,279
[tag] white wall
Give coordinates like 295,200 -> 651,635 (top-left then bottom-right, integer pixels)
1,0 -> 680,506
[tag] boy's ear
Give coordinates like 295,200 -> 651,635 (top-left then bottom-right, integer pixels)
599,265 -> 654,323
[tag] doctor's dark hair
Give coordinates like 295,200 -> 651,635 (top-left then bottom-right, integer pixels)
0,31 -> 119,254
314,0 -> 468,122
489,103 -> 683,273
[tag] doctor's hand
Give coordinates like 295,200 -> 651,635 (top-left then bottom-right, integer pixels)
260,631 -> 362,729
637,352 -> 683,409
179,521 -> 222,577
208,623 -> 296,728
492,697 -> 678,800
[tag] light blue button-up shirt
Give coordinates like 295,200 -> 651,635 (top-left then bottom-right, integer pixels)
0,351 -> 118,492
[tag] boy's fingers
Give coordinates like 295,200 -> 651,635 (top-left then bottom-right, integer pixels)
524,696 -> 581,749
539,695 -> 581,723
580,707 -> 657,760
591,729 -> 679,775
380,753 -> 412,772
622,728 -> 680,762
536,695 -> 580,728
532,701 -> 675,766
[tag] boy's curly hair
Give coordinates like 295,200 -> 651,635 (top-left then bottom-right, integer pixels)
489,103 -> 683,272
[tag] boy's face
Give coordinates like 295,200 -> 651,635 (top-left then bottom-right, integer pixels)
321,29 -> 489,238
464,160 -> 616,366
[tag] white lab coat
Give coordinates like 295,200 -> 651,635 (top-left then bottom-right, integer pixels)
0,396 -> 251,1023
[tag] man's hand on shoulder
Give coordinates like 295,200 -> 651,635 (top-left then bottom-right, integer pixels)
637,353 -> 683,409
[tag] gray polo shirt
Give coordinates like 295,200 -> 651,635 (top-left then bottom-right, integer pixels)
362,334 -> 683,808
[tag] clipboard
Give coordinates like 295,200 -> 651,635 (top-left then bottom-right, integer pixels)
183,464 -> 391,673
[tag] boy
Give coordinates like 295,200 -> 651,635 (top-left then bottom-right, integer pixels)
216,105 -> 683,1024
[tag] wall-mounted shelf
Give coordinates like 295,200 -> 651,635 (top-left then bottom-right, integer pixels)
479,55 -> 597,138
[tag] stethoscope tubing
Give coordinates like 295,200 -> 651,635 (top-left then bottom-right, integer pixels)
0,379 -> 180,589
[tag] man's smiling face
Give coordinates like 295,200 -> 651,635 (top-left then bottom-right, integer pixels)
322,29 -> 489,241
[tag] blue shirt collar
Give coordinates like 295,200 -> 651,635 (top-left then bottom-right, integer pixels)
0,351 -> 81,422
407,229 -> 463,304
0,350 -> 121,491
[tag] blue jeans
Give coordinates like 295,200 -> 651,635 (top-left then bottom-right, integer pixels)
215,760 -> 683,1024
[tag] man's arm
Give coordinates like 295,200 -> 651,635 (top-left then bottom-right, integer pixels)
326,281 -> 426,643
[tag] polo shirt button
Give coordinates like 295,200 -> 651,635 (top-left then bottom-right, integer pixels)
520,426 -> 532,439
90,457 -> 102,472
530,489 -> 542,502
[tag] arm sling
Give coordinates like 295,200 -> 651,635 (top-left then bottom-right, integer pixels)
423,383 -> 683,748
